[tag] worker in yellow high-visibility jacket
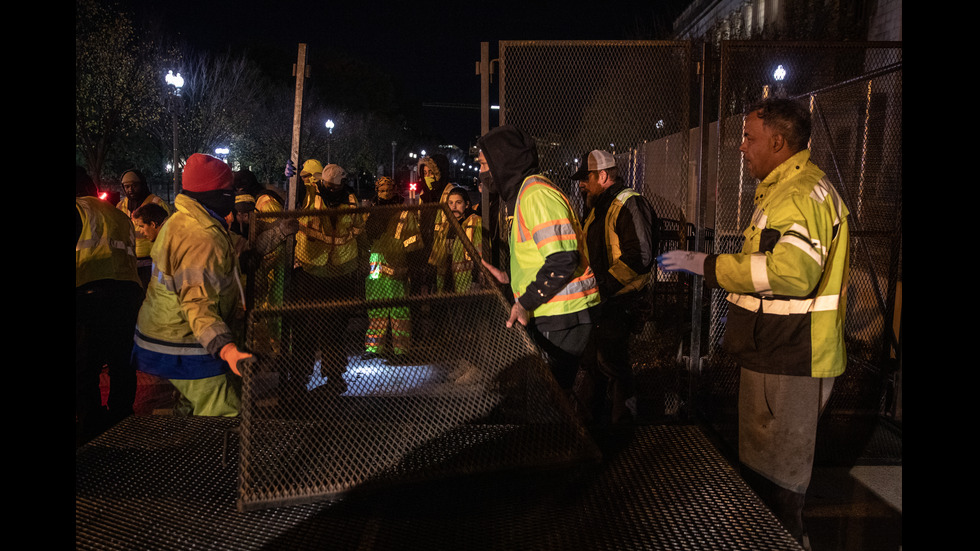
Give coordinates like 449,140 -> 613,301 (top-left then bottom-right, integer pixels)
659,99 -> 850,548
477,125 -> 600,390
76,166 -> 143,444
131,154 -> 252,417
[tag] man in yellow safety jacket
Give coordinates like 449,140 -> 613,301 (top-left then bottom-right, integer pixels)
289,163 -> 365,395
131,153 -> 252,417
363,177 -> 423,358
76,167 -> 144,444
233,169 -> 293,357
478,124 -> 600,390
658,98 -> 850,549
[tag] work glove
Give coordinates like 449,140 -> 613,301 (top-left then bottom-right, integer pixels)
657,250 -> 707,276
284,159 -> 296,178
220,343 -> 253,377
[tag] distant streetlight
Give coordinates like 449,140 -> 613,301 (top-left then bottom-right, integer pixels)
773,64 -> 786,81
766,64 -> 788,99
214,147 -> 230,165
166,70 -> 184,89
165,70 -> 184,197
325,119 -> 335,163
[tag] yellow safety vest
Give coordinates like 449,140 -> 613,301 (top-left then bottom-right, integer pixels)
711,150 -> 850,378
583,187 -> 651,297
76,196 -> 140,288
295,192 -> 363,277
134,194 -> 243,355
509,175 -> 599,320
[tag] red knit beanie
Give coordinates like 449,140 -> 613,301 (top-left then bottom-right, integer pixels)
182,153 -> 233,192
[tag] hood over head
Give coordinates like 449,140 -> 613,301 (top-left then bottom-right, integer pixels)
477,124 -> 539,210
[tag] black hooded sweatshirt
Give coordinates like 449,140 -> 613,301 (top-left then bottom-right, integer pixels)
477,125 -> 587,327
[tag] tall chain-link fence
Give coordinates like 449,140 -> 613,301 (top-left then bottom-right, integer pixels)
700,42 -> 903,455
498,40 -> 697,420
495,40 -> 902,458
238,202 -> 599,511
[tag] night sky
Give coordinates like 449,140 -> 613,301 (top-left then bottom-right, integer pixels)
117,0 -> 691,148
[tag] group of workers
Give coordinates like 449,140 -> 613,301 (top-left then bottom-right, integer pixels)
76,97 -> 848,550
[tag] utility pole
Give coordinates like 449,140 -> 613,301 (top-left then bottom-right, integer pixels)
282,44 -> 309,305
288,44 -> 310,211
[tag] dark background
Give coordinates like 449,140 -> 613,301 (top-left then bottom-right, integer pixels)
119,0 -> 692,148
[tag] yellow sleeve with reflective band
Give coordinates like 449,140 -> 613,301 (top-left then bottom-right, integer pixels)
714,193 -> 832,298
516,182 -> 580,257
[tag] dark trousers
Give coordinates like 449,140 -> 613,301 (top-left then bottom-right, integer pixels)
528,322 -> 592,390
574,294 -> 640,424
284,267 -> 357,392
76,279 -> 143,444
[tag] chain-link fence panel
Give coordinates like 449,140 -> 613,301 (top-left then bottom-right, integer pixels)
497,40 -> 695,422
702,42 -> 902,457
238,201 -> 599,511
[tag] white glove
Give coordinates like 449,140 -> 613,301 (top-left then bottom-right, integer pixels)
657,250 -> 707,276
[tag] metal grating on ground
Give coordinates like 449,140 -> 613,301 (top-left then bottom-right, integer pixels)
76,416 -> 803,550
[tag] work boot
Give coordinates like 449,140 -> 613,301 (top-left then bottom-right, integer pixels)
571,369 -> 595,425
771,486 -> 809,549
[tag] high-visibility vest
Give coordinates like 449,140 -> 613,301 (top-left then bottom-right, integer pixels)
367,209 -> 423,281
509,175 -> 599,320
76,196 -> 140,288
295,192 -> 363,276
583,187 -> 651,297
427,185 -> 455,267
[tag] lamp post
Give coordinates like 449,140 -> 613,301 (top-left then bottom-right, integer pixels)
325,119 -> 335,163
165,70 -> 184,197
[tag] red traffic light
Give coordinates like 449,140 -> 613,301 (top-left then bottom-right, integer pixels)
409,182 -> 417,191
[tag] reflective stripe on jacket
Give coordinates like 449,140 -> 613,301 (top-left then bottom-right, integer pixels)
583,185 -> 655,298
427,185 -> 456,266
705,150 -> 850,378
510,175 -> 599,320
76,196 -> 141,288
295,192 -> 363,276
135,193 -> 244,358
367,209 -> 423,281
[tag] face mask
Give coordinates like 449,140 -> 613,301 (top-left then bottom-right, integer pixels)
424,176 -> 436,189
377,186 -> 394,200
479,171 -> 496,194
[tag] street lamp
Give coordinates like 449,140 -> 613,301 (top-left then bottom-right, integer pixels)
764,64 -> 787,99
165,70 -> 184,197
325,119 -> 335,163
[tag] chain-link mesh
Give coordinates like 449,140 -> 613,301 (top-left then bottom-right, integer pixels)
238,201 -> 599,511
498,40 -> 695,421
701,42 -> 903,450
